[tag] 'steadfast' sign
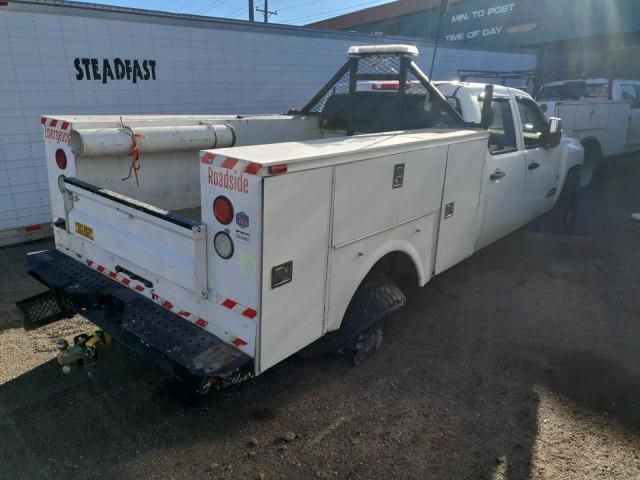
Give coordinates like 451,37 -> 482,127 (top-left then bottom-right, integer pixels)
73,58 -> 157,83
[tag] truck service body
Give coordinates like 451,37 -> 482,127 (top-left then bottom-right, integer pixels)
0,0 -> 537,247
537,78 -> 640,187
18,46 -> 583,393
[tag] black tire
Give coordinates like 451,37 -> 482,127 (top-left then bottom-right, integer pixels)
544,170 -> 580,234
580,141 -> 601,189
297,273 -> 405,359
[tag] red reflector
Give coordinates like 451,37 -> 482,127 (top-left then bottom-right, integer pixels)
195,318 -> 208,328
55,148 -> 67,170
232,337 -> 248,347
25,224 -> 43,232
213,195 -> 234,225
245,162 -> 261,175
268,164 -> 288,175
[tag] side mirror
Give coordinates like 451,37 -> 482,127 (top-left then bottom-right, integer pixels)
546,117 -> 562,147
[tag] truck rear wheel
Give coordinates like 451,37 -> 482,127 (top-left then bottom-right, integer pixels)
544,170 -> 580,234
580,141 -> 601,189
297,273 -> 405,361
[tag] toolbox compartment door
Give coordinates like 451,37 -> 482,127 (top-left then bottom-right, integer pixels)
62,178 -> 207,296
433,138 -> 487,274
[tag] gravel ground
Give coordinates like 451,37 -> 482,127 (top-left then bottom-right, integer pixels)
1,156 -> 639,479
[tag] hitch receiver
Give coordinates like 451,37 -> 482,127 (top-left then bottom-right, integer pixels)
56,330 -> 112,374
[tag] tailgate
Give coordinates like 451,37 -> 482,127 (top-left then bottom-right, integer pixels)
62,178 -> 207,296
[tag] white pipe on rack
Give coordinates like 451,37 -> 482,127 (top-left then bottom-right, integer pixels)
70,124 -> 236,158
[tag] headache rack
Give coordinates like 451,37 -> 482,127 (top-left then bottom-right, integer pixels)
291,45 -> 467,135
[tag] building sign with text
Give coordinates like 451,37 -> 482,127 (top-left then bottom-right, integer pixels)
442,0 -> 541,47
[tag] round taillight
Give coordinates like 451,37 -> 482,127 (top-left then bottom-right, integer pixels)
55,148 -> 67,170
213,195 -> 233,225
213,231 -> 234,259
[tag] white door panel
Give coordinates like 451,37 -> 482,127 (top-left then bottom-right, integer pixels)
476,97 -> 526,250
523,147 -> 559,219
261,168 -> 333,371
476,150 -> 526,250
516,97 -> 560,219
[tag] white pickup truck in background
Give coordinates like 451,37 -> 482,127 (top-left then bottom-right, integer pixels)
537,78 -> 640,188
17,45 -> 583,394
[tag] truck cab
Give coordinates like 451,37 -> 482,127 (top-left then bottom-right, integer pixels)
358,78 -> 583,245
436,81 -> 582,246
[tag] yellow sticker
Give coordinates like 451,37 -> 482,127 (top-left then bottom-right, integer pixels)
239,252 -> 256,277
74,221 -> 94,240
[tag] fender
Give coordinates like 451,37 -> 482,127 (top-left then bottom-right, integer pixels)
555,136 -> 585,198
327,240 -> 427,333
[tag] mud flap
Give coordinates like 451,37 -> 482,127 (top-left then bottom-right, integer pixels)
299,273 -> 406,358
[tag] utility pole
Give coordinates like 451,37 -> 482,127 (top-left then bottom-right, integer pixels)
256,0 -> 277,23
429,0 -> 449,79
249,0 -> 254,22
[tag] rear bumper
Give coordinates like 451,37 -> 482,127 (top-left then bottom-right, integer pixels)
21,249 -> 252,393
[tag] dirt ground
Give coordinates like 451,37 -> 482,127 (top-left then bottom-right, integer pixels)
1,156 -> 640,480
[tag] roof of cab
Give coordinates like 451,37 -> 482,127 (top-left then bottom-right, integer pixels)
542,78 -> 640,87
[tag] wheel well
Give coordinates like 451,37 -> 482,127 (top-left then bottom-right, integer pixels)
369,250 -> 420,283
568,165 -> 582,176
581,138 -> 601,156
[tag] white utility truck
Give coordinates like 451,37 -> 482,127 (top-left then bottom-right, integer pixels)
537,78 -> 640,188
18,46 -> 583,394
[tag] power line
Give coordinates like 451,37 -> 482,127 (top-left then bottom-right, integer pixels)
157,0 -> 192,11
276,0 -> 321,12
256,0 -> 277,23
224,5 -> 248,18
222,2 -> 248,16
192,0 -> 229,15
173,0 -> 202,12
280,0 -> 388,24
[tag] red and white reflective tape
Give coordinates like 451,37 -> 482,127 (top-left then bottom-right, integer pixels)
215,294 -> 258,320
200,152 -> 262,175
72,251 -> 250,349
148,292 -> 248,347
84,257 -> 149,294
41,117 -> 70,130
